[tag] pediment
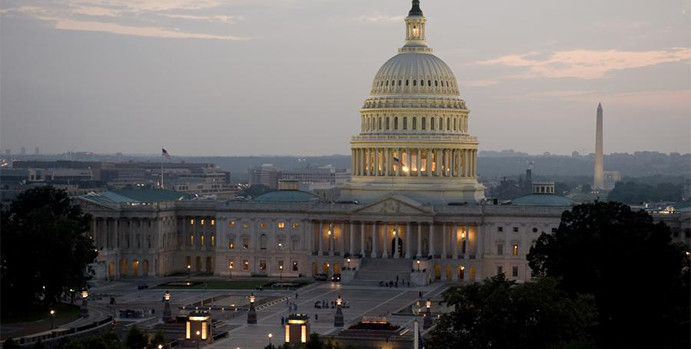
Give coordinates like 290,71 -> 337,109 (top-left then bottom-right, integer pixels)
351,195 -> 433,216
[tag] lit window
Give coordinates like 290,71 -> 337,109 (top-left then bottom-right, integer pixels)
211,219 -> 215,226
229,242 -> 235,249
292,261 -> 299,271
512,244 -> 518,256
497,243 -> 504,256
278,222 -> 285,229
242,238 -> 249,249
260,222 -> 267,229
190,219 -> 195,225
512,266 -> 519,277
243,260 -> 249,270
229,221 -> 236,227
211,235 -> 215,246
259,260 -> 266,271
200,234 -> 205,246
190,234 -> 194,246
229,261 -> 234,269
278,260 -> 284,271
201,219 -> 205,226
292,222 -> 299,229
242,222 -> 249,229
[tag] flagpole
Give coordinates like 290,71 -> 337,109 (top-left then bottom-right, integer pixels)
161,157 -> 164,189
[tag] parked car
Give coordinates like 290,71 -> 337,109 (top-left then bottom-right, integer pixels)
331,274 -> 341,282
314,274 -> 328,281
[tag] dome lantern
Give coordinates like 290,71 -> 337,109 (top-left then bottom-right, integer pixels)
403,0 -> 428,50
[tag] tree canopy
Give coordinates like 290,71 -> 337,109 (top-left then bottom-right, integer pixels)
427,275 -> 597,349
1,186 -> 97,315
528,201 -> 690,348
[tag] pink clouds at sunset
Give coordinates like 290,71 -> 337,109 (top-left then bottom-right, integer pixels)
478,48 -> 691,79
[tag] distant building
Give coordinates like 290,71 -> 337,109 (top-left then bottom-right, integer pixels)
248,164 -> 281,188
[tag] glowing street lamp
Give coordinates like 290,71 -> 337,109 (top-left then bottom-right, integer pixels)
347,258 -> 351,269
163,291 -> 172,322
416,259 -> 420,271
80,290 -> 89,317
334,295 -> 344,327
268,333 -> 273,346
424,298 -> 432,328
247,293 -> 257,324
279,264 -> 284,280
229,263 -> 233,279
50,309 -> 56,329
187,264 -> 191,279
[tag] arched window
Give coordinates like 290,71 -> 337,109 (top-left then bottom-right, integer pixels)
385,80 -> 389,86
421,80 -> 424,86
394,117 -> 398,130
260,234 -> 267,250
403,117 -> 407,130
435,80 -> 438,86
431,117 -> 435,130
398,80 -> 402,86
391,80 -> 395,86
422,117 -> 426,130
413,80 -> 417,86
406,79 -> 409,86
454,118 -> 457,131
228,235 -> 235,249
447,118 -> 450,130
412,117 -> 417,130
428,80 -> 431,86
386,117 -> 390,130
378,117 -> 382,130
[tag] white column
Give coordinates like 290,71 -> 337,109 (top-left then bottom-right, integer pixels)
340,222 -> 346,256
416,149 -> 421,176
463,225 -> 470,259
442,223 -> 447,258
405,222 -> 412,259
382,222 -> 389,258
394,223 -> 400,259
453,223 -> 459,259
349,222 -> 355,256
318,221 -> 323,255
428,223 -> 435,257
360,222 -> 366,256
426,149 -> 432,177
371,222 -> 378,258
329,221 -> 334,256
417,223 -> 422,258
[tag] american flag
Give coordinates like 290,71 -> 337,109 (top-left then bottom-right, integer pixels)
393,156 -> 404,166
162,148 -> 171,159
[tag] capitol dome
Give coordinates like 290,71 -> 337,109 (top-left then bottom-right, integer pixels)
370,53 -> 459,97
340,0 -> 485,205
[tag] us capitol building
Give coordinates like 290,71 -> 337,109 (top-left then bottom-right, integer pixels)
77,1 -> 689,284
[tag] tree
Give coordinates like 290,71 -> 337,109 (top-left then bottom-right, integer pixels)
1,187 -> 97,315
427,275 -> 597,349
528,201 -> 690,348
125,326 -> 148,349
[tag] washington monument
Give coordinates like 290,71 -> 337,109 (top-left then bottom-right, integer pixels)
594,103 -> 604,190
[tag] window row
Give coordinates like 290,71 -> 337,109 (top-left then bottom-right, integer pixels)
188,219 -> 215,226
495,243 -> 520,256
363,114 -> 467,133
229,259 -> 299,272
228,220 -> 300,230
227,234 -> 301,250
188,233 -> 215,247
496,226 -> 555,233
496,265 -> 520,278
375,78 -> 454,88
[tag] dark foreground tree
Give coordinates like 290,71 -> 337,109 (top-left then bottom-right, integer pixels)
528,201 -> 690,348
1,187 -> 97,315
427,275 -> 597,349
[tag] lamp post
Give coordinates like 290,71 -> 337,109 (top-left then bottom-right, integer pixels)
347,258 -> 351,269
80,289 -> 89,318
195,330 -> 200,349
412,300 -> 423,348
163,291 -> 172,322
247,293 -> 257,324
416,259 -> 420,271
187,264 -> 191,279
229,263 -> 233,279
334,295 -> 344,327
268,333 -> 273,346
279,265 -> 283,280
424,298 -> 432,328
50,309 -> 56,329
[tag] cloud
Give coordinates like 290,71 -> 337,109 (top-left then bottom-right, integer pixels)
478,48 -> 691,79
353,14 -> 405,23
53,18 -> 246,40
5,0 -> 246,40
460,79 -> 497,87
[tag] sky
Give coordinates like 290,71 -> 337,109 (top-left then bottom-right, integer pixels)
1,0 -> 689,156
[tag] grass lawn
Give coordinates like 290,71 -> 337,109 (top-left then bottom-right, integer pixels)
0,303 -> 80,340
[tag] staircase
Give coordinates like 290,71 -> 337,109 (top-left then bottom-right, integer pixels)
349,258 -> 412,286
